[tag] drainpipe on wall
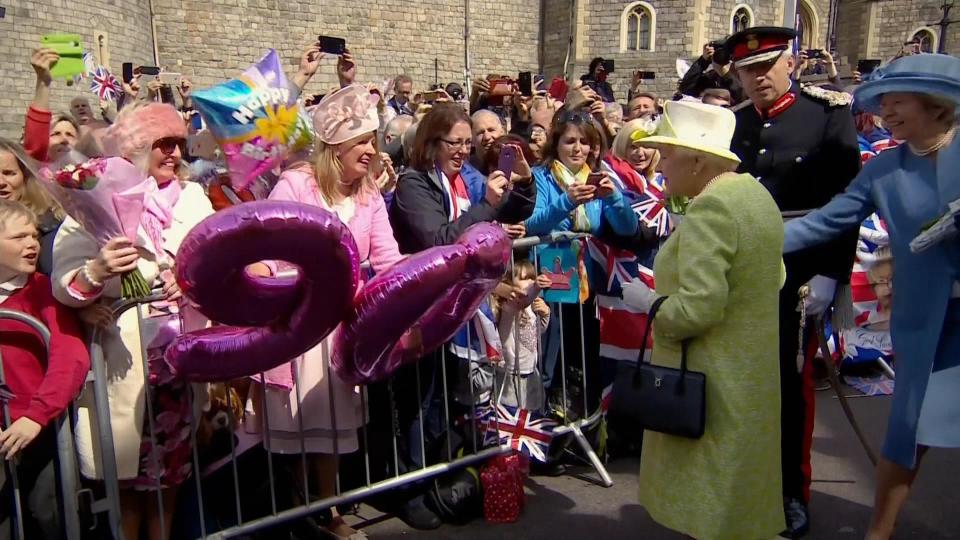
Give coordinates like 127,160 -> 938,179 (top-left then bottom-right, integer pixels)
148,0 -> 160,66
562,0 -> 577,81
464,0 -> 472,94
538,0 -> 546,73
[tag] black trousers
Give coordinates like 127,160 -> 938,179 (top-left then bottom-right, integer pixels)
779,254 -> 820,502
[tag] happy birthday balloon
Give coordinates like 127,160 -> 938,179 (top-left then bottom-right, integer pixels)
164,201 -> 360,382
332,223 -> 511,385
193,50 -> 301,192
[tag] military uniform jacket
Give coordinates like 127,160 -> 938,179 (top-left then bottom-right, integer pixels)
732,83 -> 861,282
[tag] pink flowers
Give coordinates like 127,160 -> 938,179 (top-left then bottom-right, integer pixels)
52,158 -> 106,190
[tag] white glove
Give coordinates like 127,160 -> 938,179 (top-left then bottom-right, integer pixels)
621,277 -> 658,312
802,275 -> 837,316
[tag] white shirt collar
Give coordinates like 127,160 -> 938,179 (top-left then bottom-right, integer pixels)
0,274 -> 28,304
0,274 -> 28,293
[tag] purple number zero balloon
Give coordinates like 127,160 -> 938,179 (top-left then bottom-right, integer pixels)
164,201 -> 360,382
331,222 -> 511,385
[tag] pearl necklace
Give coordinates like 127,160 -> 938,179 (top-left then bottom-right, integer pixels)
908,126 -> 957,157
700,171 -> 737,194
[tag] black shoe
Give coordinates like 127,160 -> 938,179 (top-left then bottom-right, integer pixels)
780,497 -> 810,539
396,494 -> 442,530
530,460 -> 567,477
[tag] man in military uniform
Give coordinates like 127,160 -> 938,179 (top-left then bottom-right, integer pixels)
726,27 -> 861,538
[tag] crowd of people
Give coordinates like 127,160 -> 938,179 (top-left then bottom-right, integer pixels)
0,21 -> 957,540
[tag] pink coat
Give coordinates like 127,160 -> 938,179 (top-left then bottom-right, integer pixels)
259,168 -> 404,389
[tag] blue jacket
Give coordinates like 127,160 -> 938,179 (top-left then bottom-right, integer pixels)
785,138 -> 960,468
525,164 -> 638,238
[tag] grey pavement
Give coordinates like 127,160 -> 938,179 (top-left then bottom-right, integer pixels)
355,388 -> 960,539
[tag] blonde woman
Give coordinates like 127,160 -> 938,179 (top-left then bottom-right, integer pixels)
250,84 -> 404,540
0,139 -> 63,275
51,102 -> 213,540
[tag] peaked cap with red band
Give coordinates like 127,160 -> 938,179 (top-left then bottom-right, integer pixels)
725,26 -> 798,68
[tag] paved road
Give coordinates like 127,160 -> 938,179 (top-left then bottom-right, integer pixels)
357,389 -> 959,539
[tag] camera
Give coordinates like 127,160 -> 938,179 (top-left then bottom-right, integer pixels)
709,40 -> 731,66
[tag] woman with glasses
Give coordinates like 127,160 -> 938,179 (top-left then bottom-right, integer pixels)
51,102 -> 214,540
384,102 -> 535,529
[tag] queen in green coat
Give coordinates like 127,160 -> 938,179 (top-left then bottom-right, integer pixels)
621,101 -> 785,540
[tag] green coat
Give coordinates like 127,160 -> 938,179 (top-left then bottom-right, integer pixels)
638,174 -> 785,540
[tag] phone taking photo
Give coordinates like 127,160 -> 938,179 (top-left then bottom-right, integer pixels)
137,65 -> 161,76
601,59 -> 615,73
586,171 -> 605,187
857,59 -> 882,76
122,62 -> 134,84
518,71 -> 533,97
498,145 -> 517,179
318,35 -> 346,55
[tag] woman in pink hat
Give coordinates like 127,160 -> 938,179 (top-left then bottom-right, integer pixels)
50,101 -> 214,540
248,84 -> 403,540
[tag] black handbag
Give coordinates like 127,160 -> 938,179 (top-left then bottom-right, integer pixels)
610,296 -> 706,439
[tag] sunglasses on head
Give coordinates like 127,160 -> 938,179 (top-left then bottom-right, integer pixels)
557,109 -> 596,124
153,137 -> 186,155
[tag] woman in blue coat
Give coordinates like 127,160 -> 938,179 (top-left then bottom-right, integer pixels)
783,54 -> 960,540
525,109 -> 637,418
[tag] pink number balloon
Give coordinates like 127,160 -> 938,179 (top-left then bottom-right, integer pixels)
332,223 -> 511,385
165,201 -> 360,382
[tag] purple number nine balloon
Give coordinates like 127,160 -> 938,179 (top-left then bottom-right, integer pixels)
331,222 -> 511,385
164,201 -> 360,382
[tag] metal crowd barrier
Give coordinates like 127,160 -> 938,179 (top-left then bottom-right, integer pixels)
63,230 -> 617,539
0,309 -> 81,540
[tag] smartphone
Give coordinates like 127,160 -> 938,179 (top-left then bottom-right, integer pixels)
806,49 -> 823,59
487,78 -> 513,106
159,85 -> 176,105
601,59 -> 615,73
637,70 -> 656,80
857,59 -> 882,76
318,35 -> 346,55
122,62 -> 134,84
548,78 -> 569,101
40,34 -> 84,80
518,71 -> 532,97
498,145 -> 517,178
190,111 -> 203,131
586,171 -> 605,187
159,72 -> 181,86
138,65 -> 161,76
421,90 -> 443,103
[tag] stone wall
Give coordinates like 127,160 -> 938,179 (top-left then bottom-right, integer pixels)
834,0 -> 873,66
1,0 -> 155,138
151,0 -> 540,105
542,0 -> 574,81
872,0 -> 960,58
574,0 -> 702,101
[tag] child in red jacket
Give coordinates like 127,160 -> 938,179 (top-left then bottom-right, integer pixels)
0,199 -> 89,536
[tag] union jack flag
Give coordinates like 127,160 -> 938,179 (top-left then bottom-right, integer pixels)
450,300 -> 503,364
629,174 -> 672,237
486,404 -> 556,462
89,66 -> 121,101
587,238 -> 656,361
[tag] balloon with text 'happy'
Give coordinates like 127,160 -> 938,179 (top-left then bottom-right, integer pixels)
164,201 -> 359,382
331,223 -> 511,385
193,49 -> 301,192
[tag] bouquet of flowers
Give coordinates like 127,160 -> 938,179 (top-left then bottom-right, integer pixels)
665,195 -> 690,215
910,199 -> 960,254
39,153 -> 157,299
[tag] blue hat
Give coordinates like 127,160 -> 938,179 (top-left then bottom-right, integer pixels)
854,54 -> 960,114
